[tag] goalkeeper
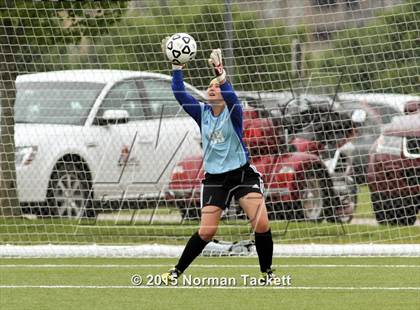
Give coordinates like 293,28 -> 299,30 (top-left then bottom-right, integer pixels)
161,43 -> 275,282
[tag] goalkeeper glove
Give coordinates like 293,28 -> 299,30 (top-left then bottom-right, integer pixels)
208,48 -> 226,83
161,36 -> 184,70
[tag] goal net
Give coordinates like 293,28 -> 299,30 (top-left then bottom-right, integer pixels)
0,0 -> 419,257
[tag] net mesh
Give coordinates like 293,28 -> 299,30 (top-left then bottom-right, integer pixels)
0,0 -> 419,256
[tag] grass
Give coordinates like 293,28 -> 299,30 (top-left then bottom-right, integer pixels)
1,185 -> 418,309
1,185 -> 419,245
355,185 -> 373,218
1,257 -> 419,310
1,217 -> 419,244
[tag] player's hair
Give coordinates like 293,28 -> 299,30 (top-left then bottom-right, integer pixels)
209,78 -> 220,86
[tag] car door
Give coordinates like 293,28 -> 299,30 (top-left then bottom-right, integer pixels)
123,77 -> 202,196
90,80 -> 149,200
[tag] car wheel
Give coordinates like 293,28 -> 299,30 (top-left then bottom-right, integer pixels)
326,181 -> 358,224
395,197 -> 417,226
371,192 -> 397,225
47,160 -> 96,218
265,199 -> 288,220
297,169 -> 328,222
372,193 -> 417,226
334,196 -> 357,223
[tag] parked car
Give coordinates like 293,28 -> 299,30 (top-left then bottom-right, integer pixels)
337,93 -> 420,184
368,114 -> 420,226
337,93 -> 420,116
15,69 -> 204,218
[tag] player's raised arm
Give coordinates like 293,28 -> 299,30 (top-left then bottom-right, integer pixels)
161,36 -> 202,125
208,48 -> 242,124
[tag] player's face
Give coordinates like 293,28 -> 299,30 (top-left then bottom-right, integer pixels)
207,83 -> 223,103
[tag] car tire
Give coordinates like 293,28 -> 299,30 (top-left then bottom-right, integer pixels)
295,168 -> 329,222
46,160 -> 96,219
266,199 -> 288,220
371,192 -> 396,225
395,196 -> 417,226
372,193 -> 417,226
326,180 -> 358,224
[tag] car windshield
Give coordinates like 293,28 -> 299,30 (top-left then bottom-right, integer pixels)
15,82 -> 105,125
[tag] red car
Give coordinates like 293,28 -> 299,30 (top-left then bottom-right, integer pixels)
368,114 -> 420,225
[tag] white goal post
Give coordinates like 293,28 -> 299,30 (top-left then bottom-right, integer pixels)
0,0 -> 419,258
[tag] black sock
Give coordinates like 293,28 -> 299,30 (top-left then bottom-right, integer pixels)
175,231 -> 210,273
255,229 -> 273,272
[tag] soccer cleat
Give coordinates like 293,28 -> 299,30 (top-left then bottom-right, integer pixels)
259,268 -> 278,285
161,267 -> 181,285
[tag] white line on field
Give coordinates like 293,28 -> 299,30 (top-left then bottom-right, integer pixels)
0,264 -> 419,268
0,285 -> 419,291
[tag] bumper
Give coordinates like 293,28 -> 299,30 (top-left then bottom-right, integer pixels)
16,165 -> 50,203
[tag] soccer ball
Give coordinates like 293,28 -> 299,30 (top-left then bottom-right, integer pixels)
165,33 -> 197,65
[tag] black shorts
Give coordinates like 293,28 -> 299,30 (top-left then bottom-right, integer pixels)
201,163 -> 264,210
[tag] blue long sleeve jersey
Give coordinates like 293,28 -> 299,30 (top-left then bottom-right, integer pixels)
172,70 -> 249,174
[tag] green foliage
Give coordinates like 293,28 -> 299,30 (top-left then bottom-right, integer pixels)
231,10 -> 291,91
0,0 -> 126,73
318,0 -> 420,94
3,1 -> 416,94
93,3 -> 292,91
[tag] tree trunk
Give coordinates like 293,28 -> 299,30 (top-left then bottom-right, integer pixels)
0,18 -> 20,217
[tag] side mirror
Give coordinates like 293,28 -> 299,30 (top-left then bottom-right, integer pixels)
102,109 -> 129,125
351,109 -> 367,123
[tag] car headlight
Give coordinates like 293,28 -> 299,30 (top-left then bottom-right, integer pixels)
15,146 -> 38,166
375,135 -> 402,156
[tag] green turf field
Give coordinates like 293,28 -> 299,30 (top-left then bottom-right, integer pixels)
1,257 -> 419,310
1,216 -> 419,245
2,185 -> 419,245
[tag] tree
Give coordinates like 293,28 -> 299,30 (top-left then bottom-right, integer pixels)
0,1 -> 126,216
93,2 -> 293,91
318,0 -> 419,94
